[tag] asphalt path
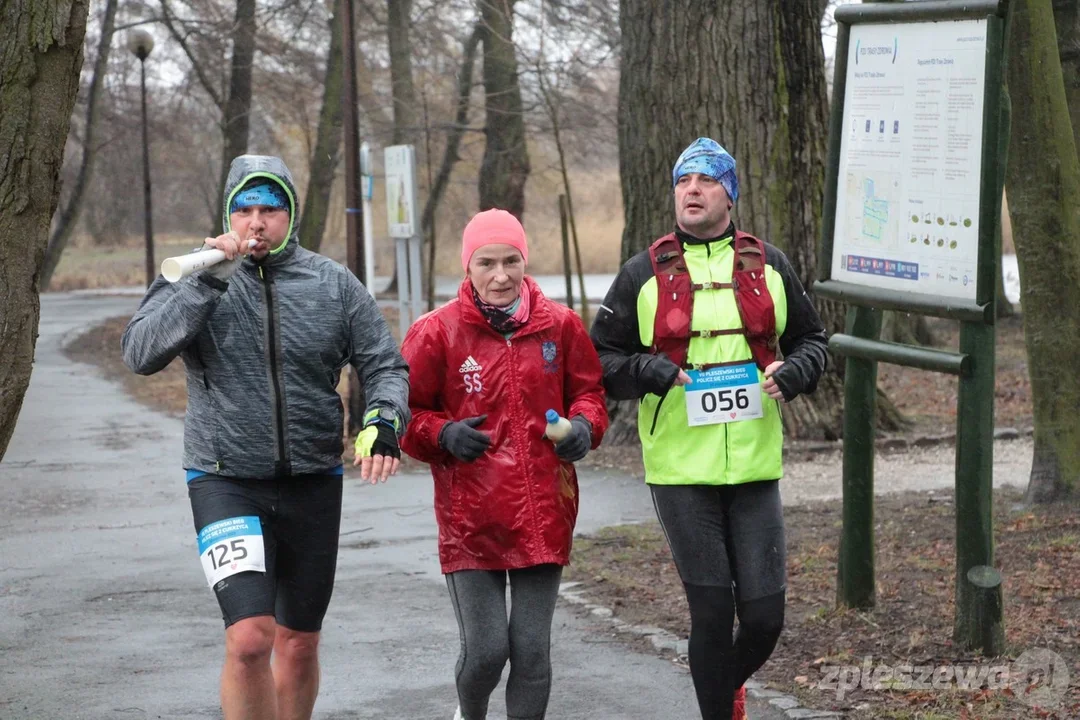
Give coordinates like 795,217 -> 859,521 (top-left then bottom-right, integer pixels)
0,293 -> 793,720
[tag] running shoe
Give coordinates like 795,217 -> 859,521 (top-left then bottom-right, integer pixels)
733,685 -> 747,719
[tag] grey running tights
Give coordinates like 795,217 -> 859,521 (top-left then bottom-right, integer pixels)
446,564 -> 563,720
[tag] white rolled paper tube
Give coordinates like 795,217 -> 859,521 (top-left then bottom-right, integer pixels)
160,240 -> 256,283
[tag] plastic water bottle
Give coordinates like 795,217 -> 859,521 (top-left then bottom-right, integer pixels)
544,409 -> 573,442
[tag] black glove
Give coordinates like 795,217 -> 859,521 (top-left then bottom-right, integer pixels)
439,415 -> 491,462
554,415 -> 592,462
355,419 -> 401,460
642,354 -> 682,396
369,421 -> 401,460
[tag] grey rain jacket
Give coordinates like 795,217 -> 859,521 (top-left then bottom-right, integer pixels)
121,155 -> 410,479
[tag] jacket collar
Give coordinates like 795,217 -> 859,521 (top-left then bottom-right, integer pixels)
240,237 -> 298,276
675,220 -> 736,247
457,275 -> 553,337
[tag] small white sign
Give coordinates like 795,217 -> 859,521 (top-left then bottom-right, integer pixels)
197,515 -> 266,588
684,363 -> 764,426
385,145 -> 419,238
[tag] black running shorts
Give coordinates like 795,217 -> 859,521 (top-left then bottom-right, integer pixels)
650,479 -> 786,601
188,473 -> 343,631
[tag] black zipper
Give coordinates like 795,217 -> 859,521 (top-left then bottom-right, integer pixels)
649,391 -> 667,435
261,266 -> 289,475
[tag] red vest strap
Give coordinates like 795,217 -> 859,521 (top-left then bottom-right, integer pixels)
732,232 -> 779,371
649,231 -> 779,373
648,234 -> 693,368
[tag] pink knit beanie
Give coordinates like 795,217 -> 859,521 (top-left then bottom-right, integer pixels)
461,209 -> 529,272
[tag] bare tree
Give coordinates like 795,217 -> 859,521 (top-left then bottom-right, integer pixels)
41,0 -> 119,289
421,21 -> 483,263
215,0 -> 256,230
0,0 -> 90,459
387,0 -> 418,144
1007,0 -> 1080,502
477,0 -> 530,218
1054,0 -> 1080,153
298,0 -> 346,252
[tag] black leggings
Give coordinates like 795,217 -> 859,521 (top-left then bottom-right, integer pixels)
652,481 -> 786,720
446,564 -> 563,720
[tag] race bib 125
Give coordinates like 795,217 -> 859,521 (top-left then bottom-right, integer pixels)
198,516 -> 266,588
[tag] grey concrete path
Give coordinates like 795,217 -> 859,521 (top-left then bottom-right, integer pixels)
0,293 -> 790,720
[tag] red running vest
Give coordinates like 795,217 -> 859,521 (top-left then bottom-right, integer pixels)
648,231 -> 779,372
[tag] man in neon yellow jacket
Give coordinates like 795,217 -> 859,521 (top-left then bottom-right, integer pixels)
590,138 -> 828,720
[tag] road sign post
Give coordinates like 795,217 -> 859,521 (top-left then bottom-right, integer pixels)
360,142 -> 375,294
384,144 -> 423,338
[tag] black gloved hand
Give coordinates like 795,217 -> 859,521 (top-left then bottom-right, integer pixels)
355,419 -> 401,461
439,415 -> 491,462
642,354 -> 682,396
554,415 -> 592,462
369,421 -> 401,460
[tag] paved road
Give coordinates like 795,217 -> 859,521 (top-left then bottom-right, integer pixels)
0,293 -> 790,720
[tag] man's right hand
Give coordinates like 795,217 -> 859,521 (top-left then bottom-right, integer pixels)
439,415 -> 491,462
201,231 -> 254,281
203,230 -> 251,260
644,354 -> 692,394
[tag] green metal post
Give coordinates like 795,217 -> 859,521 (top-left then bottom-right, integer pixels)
955,21 -> 1008,652
954,320 -> 1000,650
837,305 -> 882,609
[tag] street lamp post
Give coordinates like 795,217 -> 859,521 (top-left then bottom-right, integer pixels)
127,29 -> 155,287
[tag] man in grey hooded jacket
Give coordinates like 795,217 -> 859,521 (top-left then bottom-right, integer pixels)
122,155 -> 410,720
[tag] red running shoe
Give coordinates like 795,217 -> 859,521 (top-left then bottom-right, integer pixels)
732,685 -> 747,719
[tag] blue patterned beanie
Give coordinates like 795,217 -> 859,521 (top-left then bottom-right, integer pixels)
672,138 -> 739,203
230,180 -> 290,214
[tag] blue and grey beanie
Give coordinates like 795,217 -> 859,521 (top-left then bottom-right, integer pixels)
229,180 -> 291,215
672,137 -> 739,203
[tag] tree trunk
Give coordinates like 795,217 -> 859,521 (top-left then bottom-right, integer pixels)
616,0 -> 879,440
41,0 -> 117,289
381,0 -> 420,294
1054,0 -> 1080,154
421,22 -> 482,239
1007,0 -> 1080,502
213,0 -> 257,232
881,311 -> 936,346
477,0 -> 530,219
0,0 -> 89,460
387,0 -> 417,145
298,0 -> 346,252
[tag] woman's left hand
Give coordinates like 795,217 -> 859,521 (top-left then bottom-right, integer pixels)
554,416 -> 592,462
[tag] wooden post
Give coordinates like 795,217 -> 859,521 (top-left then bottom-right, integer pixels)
341,0 -> 365,435
559,195 -> 573,310
836,305 -> 882,609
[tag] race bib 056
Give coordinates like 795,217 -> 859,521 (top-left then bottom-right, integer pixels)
684,362 -> 764,426
197,516 -> 266,588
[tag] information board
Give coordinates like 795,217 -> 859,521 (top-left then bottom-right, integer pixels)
831,19 -> 988,300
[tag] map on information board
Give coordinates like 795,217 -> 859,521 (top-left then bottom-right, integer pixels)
831,19 -> 987,300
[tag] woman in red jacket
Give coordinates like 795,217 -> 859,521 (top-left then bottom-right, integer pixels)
400,209 -> 608,720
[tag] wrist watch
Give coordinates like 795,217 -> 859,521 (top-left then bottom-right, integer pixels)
365,407 -> 400,432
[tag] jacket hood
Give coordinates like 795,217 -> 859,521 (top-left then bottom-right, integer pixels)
222,155 -> 301,258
